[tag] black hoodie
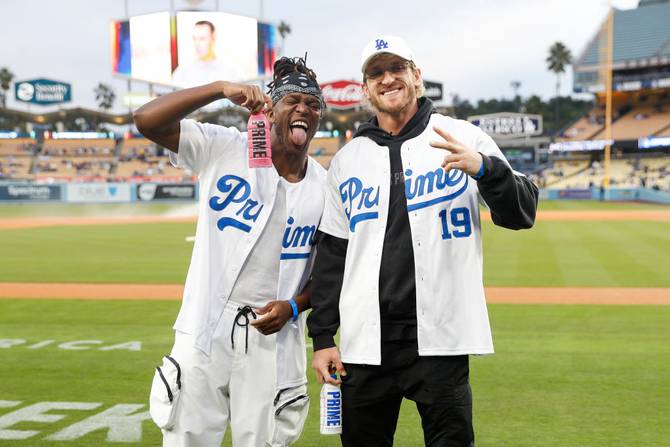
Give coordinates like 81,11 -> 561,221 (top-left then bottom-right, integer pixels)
307,98 -> 538,362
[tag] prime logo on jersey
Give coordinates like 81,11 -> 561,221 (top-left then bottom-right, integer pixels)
208,174 -> 264,233
280,216 -> 316,260
339,177 -> 380,232
338,168 -> 471,235
406,167 -> 472,241
404,167 -> 468,211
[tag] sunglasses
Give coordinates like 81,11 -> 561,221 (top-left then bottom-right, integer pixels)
364,61 -> 411,81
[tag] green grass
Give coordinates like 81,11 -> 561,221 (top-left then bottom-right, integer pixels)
1,299 -> 668,446
1,219 -> 669,287
484,220 -> 670,287
536,200 -> 669,211
0,203 -> 196,218
0,223 -> 195,284
473,304 -> 670,446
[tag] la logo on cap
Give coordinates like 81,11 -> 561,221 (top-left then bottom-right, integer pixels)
375,39 -> 389,50
361,35 -> 415,73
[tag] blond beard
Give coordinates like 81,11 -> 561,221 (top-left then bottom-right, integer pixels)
367,85 -> 418,116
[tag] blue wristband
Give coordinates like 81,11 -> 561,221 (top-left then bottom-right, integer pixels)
288,298 -> 299,322
471,159 -> 485,180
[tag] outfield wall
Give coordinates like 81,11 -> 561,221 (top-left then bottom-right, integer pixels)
0,183 -> 198,203
540,187 -> 670,204
1,182 -> 669,204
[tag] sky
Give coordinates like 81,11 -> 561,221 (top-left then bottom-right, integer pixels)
0,0 -> 640,113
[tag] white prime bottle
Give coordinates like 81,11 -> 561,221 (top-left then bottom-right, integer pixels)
319,374 -> 342,435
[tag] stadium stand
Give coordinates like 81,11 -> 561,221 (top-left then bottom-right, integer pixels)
34,156 -> 114,178
34,138 -> 115,180
541,160 -> 590,187
541,0 -> 670,195
41,138 -> 115,157
308,137 -> 340,168
0,138 -> 37,156
546,157 -> 670,190
559,109 -> 605,141
116,137 -> 188,180
0,155 -> 33,179
573,1 -> 670,94
0,138 -> 37,179
590,105 -> 670,140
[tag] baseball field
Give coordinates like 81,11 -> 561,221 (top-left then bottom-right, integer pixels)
1,200 -> 669,446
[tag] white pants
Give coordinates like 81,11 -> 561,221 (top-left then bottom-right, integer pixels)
150,300 -> 309,447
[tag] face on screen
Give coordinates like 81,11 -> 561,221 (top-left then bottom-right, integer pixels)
192,23 -> 215,60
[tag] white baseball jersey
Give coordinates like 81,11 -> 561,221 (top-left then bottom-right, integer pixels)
320,114 -> 510,365
173,119 -> 326,387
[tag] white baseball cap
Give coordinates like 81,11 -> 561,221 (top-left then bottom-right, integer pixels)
360,35 -> 415,73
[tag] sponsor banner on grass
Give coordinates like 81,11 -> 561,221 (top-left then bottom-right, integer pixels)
0,400 -> 151,442
137,183 -> 196,201
66,183 -> 132,203
0,339 -> 141,351
0,184 -> 62,201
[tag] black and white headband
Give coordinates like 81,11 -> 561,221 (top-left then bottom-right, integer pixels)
269,72 -> 325,110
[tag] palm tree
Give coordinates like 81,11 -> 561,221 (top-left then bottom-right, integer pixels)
0,67 -> 14,108
546,42 -> 572,131
277,21 -> 291,57
94,83 -> 115,111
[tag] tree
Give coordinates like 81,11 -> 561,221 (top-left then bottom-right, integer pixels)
0,67 -> 14,108
94,83 -> 115,112
510,80 -> 521,112
93,83 -> 115,131
546,42 -> 572,132
277,21 -> 291,56
449,93 -> 475,120
277,21 -> 291,40
546,42 -> 572,97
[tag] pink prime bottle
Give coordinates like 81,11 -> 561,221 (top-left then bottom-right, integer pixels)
247,112 -> 272,168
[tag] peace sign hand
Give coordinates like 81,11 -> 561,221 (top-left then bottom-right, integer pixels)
429,126 -> 483,177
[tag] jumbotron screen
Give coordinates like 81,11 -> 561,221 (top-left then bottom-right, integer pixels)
110,11 -> 278,87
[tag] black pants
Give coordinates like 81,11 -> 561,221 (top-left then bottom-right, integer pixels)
340,355 -> 474,447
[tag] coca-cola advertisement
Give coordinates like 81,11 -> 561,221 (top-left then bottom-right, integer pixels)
319,80 -> 364,109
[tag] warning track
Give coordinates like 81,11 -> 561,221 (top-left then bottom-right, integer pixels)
0,283 -> 668,305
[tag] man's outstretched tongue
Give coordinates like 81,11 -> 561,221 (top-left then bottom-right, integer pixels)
290,127 -> 307,146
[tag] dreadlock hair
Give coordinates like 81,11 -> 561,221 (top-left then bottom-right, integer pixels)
266,55 -> 318,93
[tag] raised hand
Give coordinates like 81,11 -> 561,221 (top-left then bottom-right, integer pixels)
430,126 -> 483,176
221,81 -> 272,114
